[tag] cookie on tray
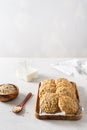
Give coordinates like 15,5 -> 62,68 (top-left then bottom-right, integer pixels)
56,86 -> 76,100
58,95 -> 78,114
55,78 -> 72,88
55,78 -> 69,84
40,93 -> 59,113
39,84 -> 56,98
55,78 -> 76,95
41,79 -> 56,87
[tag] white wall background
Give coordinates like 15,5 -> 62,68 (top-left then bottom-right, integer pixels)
0,0 -> 87,57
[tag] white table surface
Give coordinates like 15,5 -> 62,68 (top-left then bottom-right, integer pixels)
0,58 -> 87,130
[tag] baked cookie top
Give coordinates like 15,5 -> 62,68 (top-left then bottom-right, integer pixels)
59,95 -> 78,114
39,84 -> 56,98
55,78 -> 69,84
56,86 -> 76,100
55,78 -> 76,95
40,93 -> 58,113
41,79 -> 56,87
55,78 -> 72,88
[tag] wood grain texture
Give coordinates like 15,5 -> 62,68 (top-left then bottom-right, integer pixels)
0,84 -> 19,102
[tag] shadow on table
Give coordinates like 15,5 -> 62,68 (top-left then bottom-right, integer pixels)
2,93 -> 33,116
5,93 -> 26,105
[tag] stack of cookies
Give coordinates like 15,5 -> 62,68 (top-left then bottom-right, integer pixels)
39,78 -> 79,114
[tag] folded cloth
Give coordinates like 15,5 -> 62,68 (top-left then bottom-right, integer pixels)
51,59 -> 87,76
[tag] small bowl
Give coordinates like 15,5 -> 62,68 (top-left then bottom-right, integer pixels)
0,84 -> 19,102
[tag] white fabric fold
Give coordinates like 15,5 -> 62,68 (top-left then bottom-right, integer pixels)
52,59 -> 87,76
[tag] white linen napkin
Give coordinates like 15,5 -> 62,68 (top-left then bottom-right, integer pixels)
52,59 -> 87,76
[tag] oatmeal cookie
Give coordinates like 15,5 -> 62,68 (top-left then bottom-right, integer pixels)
55,78 -> 69,85
55,78 -> 76,95
40,93 -> 58,113
41,79 -> 56,87
56,86 -> 76,99
59,95 -> 78,114
39,84 -> 56,98
56,79 -> 72,88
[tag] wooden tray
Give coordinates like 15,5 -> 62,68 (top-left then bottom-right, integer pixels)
35,82 -> 82,120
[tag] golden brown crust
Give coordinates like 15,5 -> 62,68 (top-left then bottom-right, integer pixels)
41,79 -> 56,88
56,81 -> 72,88
56,86 -> 76,100
39,84 -> 56,98
55,78 -> 76,98
55,78 -> 72,88
55,78 -> 69,84
59,96 -> 78,114
40,93 -> 59,113
39,79 -> 56,98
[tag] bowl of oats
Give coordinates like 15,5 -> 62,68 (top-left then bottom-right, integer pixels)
0,84 -> 19,102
